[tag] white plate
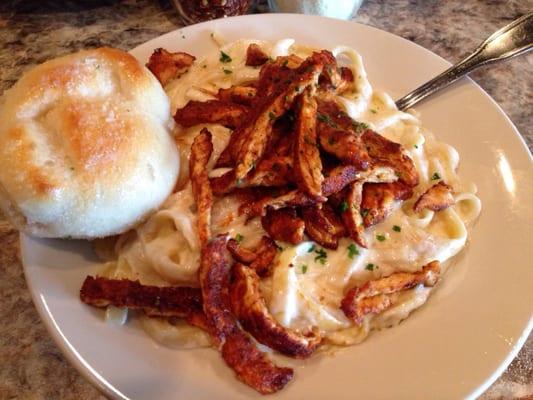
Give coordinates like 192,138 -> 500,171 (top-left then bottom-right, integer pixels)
21,14 -> 533,400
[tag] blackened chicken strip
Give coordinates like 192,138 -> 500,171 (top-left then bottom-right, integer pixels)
190,128 -> 214,243
302,203 -> 346,249
293,87 -> 324,199
234,51 -> 338,181
199,236 -> 293,394
146,48 -> 195,85
230,263 -> 322,359
341,261 -> 440,325
361,181 -> 413,227
413,181 -> 455,213
80,276 -> 202,318
174,100 -> 248,129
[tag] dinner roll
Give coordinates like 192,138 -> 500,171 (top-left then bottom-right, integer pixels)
0,47 -> 179,238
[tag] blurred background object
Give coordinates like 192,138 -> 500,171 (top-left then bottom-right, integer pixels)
172,0 -> 255,25
267,0 -> 364,19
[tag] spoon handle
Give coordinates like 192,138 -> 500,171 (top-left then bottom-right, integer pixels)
396,12 -> 533,111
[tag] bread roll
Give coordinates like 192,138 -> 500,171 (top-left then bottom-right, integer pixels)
0,47 -> 179,238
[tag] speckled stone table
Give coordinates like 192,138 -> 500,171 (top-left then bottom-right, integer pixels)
0,1 -> 531,399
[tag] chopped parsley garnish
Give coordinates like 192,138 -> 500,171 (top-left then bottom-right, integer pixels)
347,243 -> 359,259
301,264 -> 308,274
219,51 -> 232,63
317,113 -> 338,128
365,263 -> 375,271
268,111 -> 276,120
370,109 -> 377,114
352,121 -> 369,133
361,208 -> 369,218
308,244 -> 316,253
281,59 -> 289,67
235,234 -> 244,243
431,172 -> 441,180
276,244 -> 284,252
414,144 -> 419,149
376,234 -> 386,242
222,68 -> 232,75
339,201 -> 349,212
392,225 -> 401,232
314,248 -> 327,264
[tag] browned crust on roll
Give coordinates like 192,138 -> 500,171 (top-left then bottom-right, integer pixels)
361,181 -> 414,227
80,276 -> 202,317
413,181 -> 455,213
261,208 -> 305,245
174,99 -> 248,129
199,236 -> 293,394
146,48 -> 195,85
245,43 -> 270,67
341,261 -> 441,325
293,88 -> 324,199
189,128 -> 213,243
230,263 -> 322,358
302,203 -> 346,249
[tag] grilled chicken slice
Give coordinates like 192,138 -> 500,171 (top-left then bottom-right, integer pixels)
174,100 -> 248,129
189,128 -> 214,243
262,208 -> 305,244
245,43 -> 270,67
227,236 -> 277,276
414,181 -> 454,213
340,181 -> 367,248
230,263 -> 322,358
218,85 -> 257,106
146,48 -> 195,85
341,261 -> 440,325
293,88 -> 324,199
199,236 -> 293,394
362,129 -> 419,187
302,203 -> 346,249
361,181 -> 413,227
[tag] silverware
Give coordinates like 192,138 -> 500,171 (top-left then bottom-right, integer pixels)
396,12 -> 533,111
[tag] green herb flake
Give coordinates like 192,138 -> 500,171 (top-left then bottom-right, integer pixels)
281,59 -> 289,67
365,263 -> 375,271
301,264 -> 308,274
314,248 -> 328,264
360,208 -> 369,218
370,109 -> 377,114
276,244 -> 284,252
414,144 -> 419,149
222,68 -> 232,75
235,234 -> 244,243
376,234 -> 386,242
268,111 -> 276,121
431,172 -> 441,180
339,201 -> 349,213
219,51 -> 232,63
352,121 -> 369,134
392,225 -> 401,232
308,244 -> 316,253
347,243 -> 359,259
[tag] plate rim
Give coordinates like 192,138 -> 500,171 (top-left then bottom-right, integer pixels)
20,13 -> 533,400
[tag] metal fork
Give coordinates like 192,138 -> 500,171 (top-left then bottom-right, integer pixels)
396,12 -> 533,111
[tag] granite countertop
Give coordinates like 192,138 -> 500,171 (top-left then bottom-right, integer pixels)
0,1 -> 531,399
